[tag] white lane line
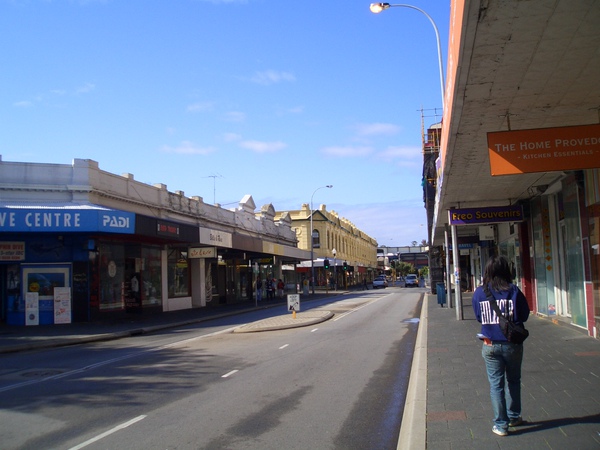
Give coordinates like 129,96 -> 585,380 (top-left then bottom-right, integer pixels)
311,328 -> 319,332
333,294 -> 386,321
222,370 -> 239,378
279,344 -> 289,349
68,415 -> 146,450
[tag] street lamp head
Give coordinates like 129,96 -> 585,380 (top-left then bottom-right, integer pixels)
370,2 -> 390,13
326,185 -> 333,188
368,2 -> 445,111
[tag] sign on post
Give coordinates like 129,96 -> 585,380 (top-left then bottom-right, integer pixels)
287,294 -> 300,313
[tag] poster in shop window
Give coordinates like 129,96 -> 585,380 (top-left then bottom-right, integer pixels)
54,287 -> 72,324
25,292 -> 39,326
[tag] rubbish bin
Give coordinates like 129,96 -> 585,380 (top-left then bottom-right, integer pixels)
436,283 -> 446,306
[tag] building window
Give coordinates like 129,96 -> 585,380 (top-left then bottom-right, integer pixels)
312,229 -> 320,248
168,247 -> 190,298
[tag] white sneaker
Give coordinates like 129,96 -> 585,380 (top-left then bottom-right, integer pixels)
492,425 -> 508,436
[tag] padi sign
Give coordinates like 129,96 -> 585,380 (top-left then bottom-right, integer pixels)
0,208 -> 135,233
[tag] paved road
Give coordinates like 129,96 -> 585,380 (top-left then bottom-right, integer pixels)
0,289 -> 422,450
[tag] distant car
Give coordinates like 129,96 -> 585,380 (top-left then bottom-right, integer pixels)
372,275 -> 388,289
405,274 -> 419,287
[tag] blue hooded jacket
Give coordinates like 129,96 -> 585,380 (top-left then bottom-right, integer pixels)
472,283 -> 530,342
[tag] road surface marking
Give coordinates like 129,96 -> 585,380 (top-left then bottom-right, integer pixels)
279,344 -> 289,349
222,370 -> 239,378
68,415 -> 146,450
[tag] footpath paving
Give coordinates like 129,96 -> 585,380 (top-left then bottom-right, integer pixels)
426,291 -> 600,449
1,289 -> 599,449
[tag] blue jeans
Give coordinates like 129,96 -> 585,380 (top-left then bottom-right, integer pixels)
482,342 -> 524,431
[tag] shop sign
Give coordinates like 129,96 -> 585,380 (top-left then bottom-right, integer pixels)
449,205 -> 523,225
199,228 -> 232,248
487,123 -> 600,175
188,247 -> 216,258
0,208 -> 135,233
157,221 -> 179,237
0,241 -> 25,261
255,257 -> 274,265
479,226 -> 495,241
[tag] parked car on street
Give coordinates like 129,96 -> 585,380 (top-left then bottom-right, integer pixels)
372,275 -> 388,289
405,274 -> 419,287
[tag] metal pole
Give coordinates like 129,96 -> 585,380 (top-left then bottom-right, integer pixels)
310,185 -> 332,295
333,252 -> 337,290
444,224 -> 452,308
450,222 -> 463,320
310,201 -> 315,295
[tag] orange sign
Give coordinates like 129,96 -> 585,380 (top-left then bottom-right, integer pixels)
487,123 -> 600,176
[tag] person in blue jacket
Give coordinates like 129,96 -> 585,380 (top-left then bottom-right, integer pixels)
472,255 -> 530,437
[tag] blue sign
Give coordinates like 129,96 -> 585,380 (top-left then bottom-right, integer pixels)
0,208 -> 135,234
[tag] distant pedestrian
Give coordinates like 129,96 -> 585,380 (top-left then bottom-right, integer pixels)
277,279 -> 285,298
362,277 -> 368,290
472,255 -> 530,437
266,278 -> 274,300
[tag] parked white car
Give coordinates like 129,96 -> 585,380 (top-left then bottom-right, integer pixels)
373,275 -> 388,289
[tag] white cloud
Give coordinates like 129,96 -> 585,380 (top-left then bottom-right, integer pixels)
249,70 -> 296,86
321,146 -> 373,157
75,82 -> 95,94
276,105 -> 304,116
339,199 -> 428,246
239,140 -> 286,153
161,141 -> 214,155
13,101 -> 33,108
224,111 -> 246,122
187,101 -> 214,112
379,145 -> 421,161
223,132 -> 242,142
355,122 -> 400,136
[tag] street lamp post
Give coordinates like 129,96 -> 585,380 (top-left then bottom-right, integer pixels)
332,248 -> 337,290
369,3 -> 445,111
310,185 -> 333,294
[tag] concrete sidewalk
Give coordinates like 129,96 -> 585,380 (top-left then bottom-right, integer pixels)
425,292 -> 600,449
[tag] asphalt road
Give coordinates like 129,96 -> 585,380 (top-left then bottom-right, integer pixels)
0,288 -> 423,450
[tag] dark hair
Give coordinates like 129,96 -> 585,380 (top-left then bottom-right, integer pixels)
482,255 -> 513,292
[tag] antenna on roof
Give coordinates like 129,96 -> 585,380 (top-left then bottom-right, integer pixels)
203,173 -> 224,204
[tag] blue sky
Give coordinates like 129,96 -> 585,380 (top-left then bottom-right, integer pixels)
1,0 -> 449,247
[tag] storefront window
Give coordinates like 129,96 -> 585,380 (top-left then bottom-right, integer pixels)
562,181 -> 586,327
168,248 -> 190,298
531,197 -> 552,315
141,246 -> 161,307
98,243 -> 125,311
